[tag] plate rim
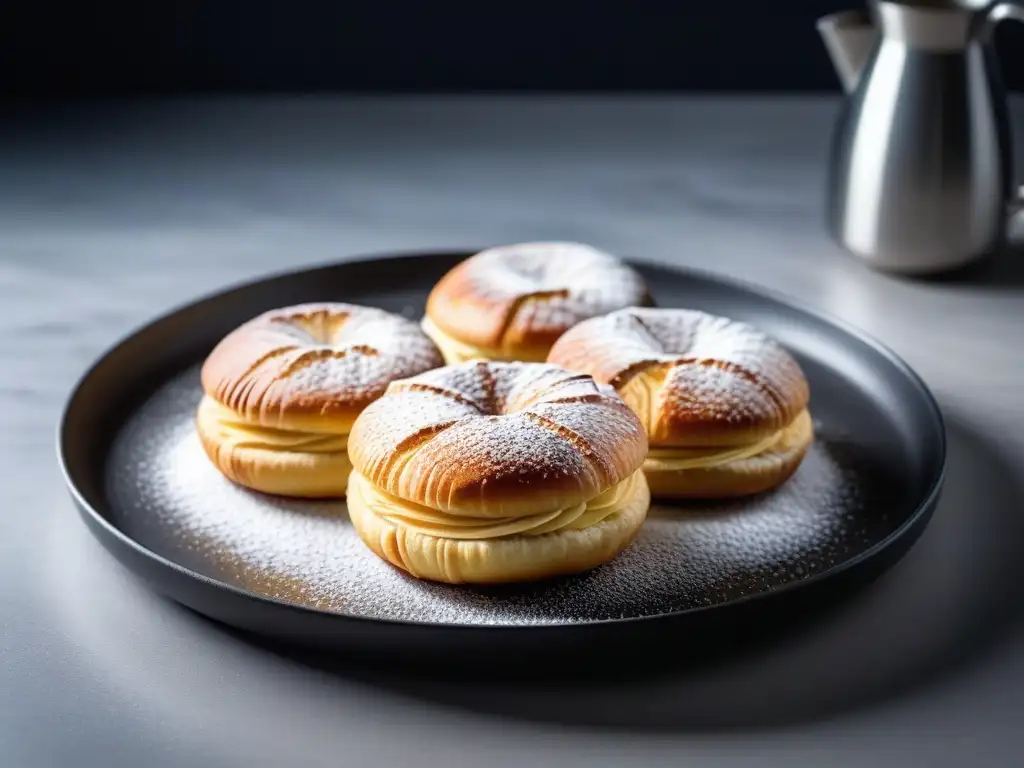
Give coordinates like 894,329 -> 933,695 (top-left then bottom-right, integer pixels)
57,248 -> 948,633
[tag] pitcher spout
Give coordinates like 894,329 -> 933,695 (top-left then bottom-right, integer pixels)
817,9 -> 878,94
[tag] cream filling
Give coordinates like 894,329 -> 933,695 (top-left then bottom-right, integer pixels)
643,429 -> 785,471
347,469 -> 642,540
420,316 -> 525,363
198,396 -> 349,454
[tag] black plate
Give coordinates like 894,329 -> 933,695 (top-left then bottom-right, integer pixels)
58,251 -> 946,663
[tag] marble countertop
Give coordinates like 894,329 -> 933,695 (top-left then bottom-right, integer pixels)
2,96 -> 1023,767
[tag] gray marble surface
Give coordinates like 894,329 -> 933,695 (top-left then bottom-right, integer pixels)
2,96 -> 1024,767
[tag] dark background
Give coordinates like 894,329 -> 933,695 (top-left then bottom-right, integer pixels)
3,1 -> 1023,97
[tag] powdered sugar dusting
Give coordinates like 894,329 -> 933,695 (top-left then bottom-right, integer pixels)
409,413 -> 590,496
464,242 -> 650,334
104,365 -> 891,626
665,364 -> 779,424
349,361 -> 648,503
550,307 -> 808,427
215,303 -> 445,406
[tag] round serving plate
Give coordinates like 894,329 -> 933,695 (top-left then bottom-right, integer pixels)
58,251 -> 946,664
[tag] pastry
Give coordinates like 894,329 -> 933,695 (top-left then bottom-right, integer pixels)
345,361 -> 650,584
421,242 -> 652,364
196,302 -> 444,498
547,308 -> 812,499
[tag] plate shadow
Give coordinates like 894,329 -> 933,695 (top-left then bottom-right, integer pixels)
241,415 -> 1024,732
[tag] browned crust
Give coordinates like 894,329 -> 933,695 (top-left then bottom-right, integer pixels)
647,358 -> 809,447
424,251 -> 653,361
546,325 -> 661,392
200,303 -> 444,433
346,361 -> 650,518
424,259 -> 563,354
547,308 -> 811,448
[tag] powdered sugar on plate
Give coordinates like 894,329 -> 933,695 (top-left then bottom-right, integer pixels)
106,365 -> 886,627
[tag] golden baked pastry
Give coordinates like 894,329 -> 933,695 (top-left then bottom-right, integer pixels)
547,308 -> 813,499
197,302 -> 444,498
422,242 -> 652,364
346,361 -> 651,584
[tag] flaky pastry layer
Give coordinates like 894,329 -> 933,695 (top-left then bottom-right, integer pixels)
346,361 -> 649,518
200,302 -> 445,433
547,307 -> 811,448
423,243 -> 651,362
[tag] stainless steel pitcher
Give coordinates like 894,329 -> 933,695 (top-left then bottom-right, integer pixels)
818,0 -> 1024,274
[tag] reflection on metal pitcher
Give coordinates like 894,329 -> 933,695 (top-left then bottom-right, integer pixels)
818,0 -> 1024,274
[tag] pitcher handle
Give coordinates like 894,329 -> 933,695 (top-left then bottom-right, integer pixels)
989,3 -> 1024,241
1010,187 -> 1024,244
